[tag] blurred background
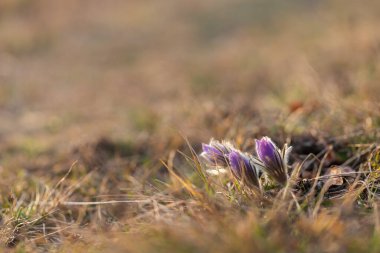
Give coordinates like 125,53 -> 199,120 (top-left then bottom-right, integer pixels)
0,0 -> 379,163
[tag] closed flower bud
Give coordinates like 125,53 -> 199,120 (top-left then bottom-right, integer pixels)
229,150 -> 261,189
255,136 -> 292,185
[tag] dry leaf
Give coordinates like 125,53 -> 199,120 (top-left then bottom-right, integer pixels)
323,166 -> 355,187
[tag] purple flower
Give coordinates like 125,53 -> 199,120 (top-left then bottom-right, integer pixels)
229,150 -> 261,189
255,136 -> 292,185
200,139 -> 234,167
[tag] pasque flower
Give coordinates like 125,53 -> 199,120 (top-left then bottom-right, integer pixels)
201,139 -> 261,189
201,139 -> 234,167
255,136 -> 292,185
229,150 -> 261,189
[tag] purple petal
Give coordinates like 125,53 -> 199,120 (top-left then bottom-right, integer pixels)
228,151 -> 242,178
202,143 -> 223,157
255,137 -> 277,163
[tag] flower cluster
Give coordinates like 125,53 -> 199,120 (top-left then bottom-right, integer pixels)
201,136 -> 292,190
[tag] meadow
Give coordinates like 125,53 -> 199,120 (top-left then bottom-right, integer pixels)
0,0 -> 379,252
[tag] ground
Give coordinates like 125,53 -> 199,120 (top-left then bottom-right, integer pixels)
0,0 -> 379,252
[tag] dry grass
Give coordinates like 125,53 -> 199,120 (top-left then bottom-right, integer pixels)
0,0 -> 379,252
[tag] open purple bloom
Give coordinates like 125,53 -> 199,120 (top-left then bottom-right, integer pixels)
255,136 -> 292,185
229,150 -> 261,189
200,139 -> 233,167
